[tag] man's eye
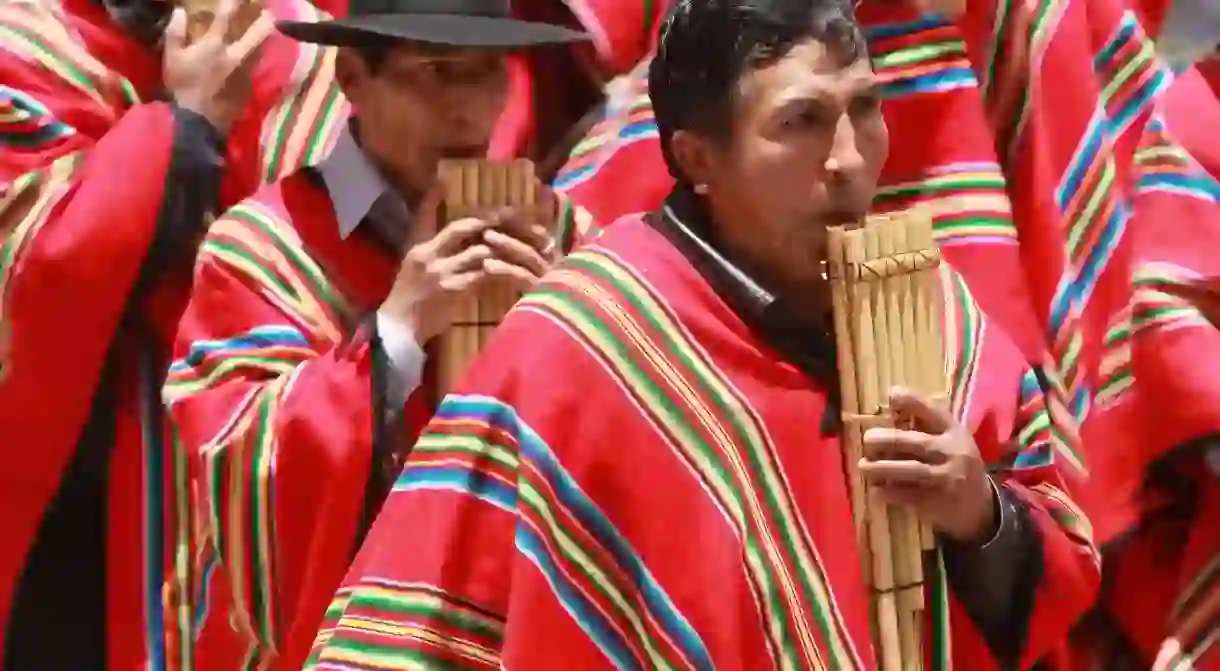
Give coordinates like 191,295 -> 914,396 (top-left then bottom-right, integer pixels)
787,106 -> 832,128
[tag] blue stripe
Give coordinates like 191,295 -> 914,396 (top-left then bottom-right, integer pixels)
1093,14 -> 1138,70
517,417 -> 715,671
1047,202 -> 1129,333
415,395 -> 714,671
0,86 -> 75,145
517,525 -> 640,670
173,325 -> 311,371
1018,369 -> 1041,403
864,16 -> 951,41
195,553 -> 217,637
1013,443 -> 1055,469
394,466 -> 519,513
1138,173 -> 1220,202
1056,114 -> 1107,210
881,69 -> 977,98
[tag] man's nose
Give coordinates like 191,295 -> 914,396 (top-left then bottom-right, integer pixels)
827,114 -> 866,178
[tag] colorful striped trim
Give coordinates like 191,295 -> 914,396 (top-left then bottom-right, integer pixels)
1093,11 -> 1171,141
164,204 -> 349,666
518,244 -> 866,670
1015,367 -> 1086,473
410,395 -> 715,671
1029,481 -> 1098,561
875,163 -> 1017,247
1135,116 -> 1220,203
0,0 -> 124,108
0,152 -> 84,378
553,59 -> 655,193
865,17 -> 977,98
201,202 -> 346,331
1095,307 -> 1134,409
310,580 -> 506,670
165,325 -> 314,400
1129,262 -> 1214,337
939,264 -> 984,425
258,0 -> 346,182
978,0 -> 1065,165
0,85 -> 74,147
554,190 -> 596,254
1034,11 -> 1164,427
212,377 -> 290,665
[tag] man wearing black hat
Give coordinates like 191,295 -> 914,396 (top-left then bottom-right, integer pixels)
162,3 -> 587,668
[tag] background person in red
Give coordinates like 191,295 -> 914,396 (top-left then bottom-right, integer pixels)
164,1 -> 587,667
0,0 -> 343,667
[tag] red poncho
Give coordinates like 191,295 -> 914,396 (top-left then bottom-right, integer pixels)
0,0 -> 345,665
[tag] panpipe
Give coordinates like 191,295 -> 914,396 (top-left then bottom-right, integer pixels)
826,211 -> 945,671
436,159 -> 540,393
181,0 -> 263,42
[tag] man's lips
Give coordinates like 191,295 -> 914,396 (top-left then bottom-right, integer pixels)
442,145 -> 490,159
821,211 -> 867,228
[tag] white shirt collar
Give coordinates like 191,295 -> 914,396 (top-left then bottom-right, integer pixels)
316,125 -> 410,243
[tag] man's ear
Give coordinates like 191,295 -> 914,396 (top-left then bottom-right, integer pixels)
334,48 -> 365,105
669,129 -> 718,187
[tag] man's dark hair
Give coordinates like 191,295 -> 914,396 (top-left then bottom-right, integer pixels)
648,0 -> 867,180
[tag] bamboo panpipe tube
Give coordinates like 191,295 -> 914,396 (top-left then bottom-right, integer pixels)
435,159 -> 538,393
827,228 -> 869,569
841,229 -> 902,671
826,210 -> 946,671
915,212 -> 941,553
181,0 -> 264,42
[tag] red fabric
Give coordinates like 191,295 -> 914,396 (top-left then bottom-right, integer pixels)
0,104 -> 174,669
0,0 -> 344,666
553,57 -> 673,224
167,174 -> 432,670
1199,60 -> 1220,97
1132,0 -> 1170,36
305,215 -> 1097,670
1093,66 -> 1220,669
558,0 -> 668,78
488,55 -> 535,160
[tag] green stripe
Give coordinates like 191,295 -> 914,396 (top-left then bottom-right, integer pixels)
249,389 -> 277,646
929,553 -> 952,671
0,20 -> 96,94
528,249 -> 858,668
872,39 -> 966,69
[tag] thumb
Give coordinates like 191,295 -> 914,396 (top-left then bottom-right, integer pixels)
164,8 -> 188,54
408,180 -> 446,248
889,386 -> 954,435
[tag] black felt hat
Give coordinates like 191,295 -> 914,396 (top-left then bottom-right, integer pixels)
277,0 -> 588,48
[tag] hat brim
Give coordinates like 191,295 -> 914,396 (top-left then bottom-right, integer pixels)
277,14 -> 589,48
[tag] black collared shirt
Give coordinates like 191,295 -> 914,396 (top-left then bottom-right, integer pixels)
649,185 -> 842,433
647,183 -> 1040,670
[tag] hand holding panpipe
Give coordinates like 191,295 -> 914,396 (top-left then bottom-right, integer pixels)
435,159 -> 551,393
826,211 -> 945,671
179,0 -> 264,42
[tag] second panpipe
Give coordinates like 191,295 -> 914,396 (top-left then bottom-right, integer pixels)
435,158 -> 540,394
826,211 -> 946,671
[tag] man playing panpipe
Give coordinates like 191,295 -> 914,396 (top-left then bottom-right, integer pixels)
306,2 -> 1098,670
554,0 -> 1220,665
163,1 -> 586,667
0,0 -> 353,666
